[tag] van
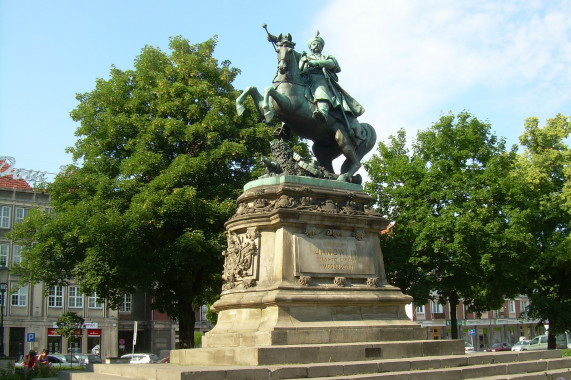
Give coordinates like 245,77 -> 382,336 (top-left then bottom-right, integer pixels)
524,333 -> 569,350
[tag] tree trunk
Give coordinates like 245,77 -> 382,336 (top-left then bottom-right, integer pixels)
547,331 -> 556,350
450,292 -> 459,339
178,300 -> 196,348
547,318 -> 557,349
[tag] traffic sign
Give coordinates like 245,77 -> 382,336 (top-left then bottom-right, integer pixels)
26,333 -> 36,342
468,329 -> 476,336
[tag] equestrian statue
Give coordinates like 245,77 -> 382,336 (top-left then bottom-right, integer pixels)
236,26 -> 376,183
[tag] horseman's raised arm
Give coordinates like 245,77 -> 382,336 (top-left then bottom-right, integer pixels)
267,33 -> 279,44
262,24 -> 280,45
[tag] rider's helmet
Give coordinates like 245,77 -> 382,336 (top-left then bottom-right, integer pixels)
307,30 -> 324,50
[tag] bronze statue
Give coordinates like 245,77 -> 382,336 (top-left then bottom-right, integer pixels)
236,26 -> 376,182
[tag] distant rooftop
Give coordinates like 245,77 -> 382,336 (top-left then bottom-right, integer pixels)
0,160 -> 33,190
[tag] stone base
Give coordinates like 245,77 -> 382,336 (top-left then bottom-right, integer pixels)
203,287 -> 425,348
171,340 -> 464,366
184,175 -> 429,366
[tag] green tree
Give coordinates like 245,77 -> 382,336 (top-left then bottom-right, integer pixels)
10,36 -> 276,348
56,311 -> 84,366
364,112 -> 523,339
510,114 -> 571,348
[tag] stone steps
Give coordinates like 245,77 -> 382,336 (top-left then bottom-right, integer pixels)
171,339 -> 464,366
289,357 -> 571,379
57,374 -> 139,380
58,350 -> 571,380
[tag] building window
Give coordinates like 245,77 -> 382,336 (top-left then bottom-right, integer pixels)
415,305 -> 425,314
508,300 -> 516,313
493,309 -> 501,318
119,294 -> 132,312
48,286 -> 63,308
521,300 -> 529,313
88,292 -> 103,309
15,207 -> 29,223
0,206 -> 10,228
11,286 -> 28,307
431,301 -> 443,313
68,286 -> 83,308
0,244 -> 8,267
13,245 -> 22,265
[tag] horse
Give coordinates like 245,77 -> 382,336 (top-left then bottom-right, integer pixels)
236,34 -> 376,182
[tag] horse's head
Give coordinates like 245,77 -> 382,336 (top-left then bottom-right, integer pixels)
275,34 -> 296,75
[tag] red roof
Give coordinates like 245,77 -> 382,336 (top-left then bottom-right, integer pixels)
0,160 -> 33,190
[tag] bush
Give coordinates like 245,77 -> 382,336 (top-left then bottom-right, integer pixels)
13,364 -> 85,379
194,332 -> 204,347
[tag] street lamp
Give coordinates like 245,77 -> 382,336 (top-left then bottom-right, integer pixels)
0,265 -> 8,357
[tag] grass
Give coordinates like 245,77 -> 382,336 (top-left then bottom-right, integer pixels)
562,349 -> 571,357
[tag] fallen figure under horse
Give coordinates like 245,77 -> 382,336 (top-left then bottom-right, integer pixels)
236,28 -> 376,183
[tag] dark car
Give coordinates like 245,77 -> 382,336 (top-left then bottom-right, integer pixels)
485,342 -> 512,352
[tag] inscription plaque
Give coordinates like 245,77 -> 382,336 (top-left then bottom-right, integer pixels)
294,235 -> 376,277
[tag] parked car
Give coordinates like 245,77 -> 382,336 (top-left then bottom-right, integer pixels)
50,354 -> 85,366
485,343 -> 512,352
160,356 -> 170,363
464,341 -> 475,354
511,340 -> 531,351
15,354 -> 84,368
525,334 -> 569,350
74,353 -> 102,364
120,353 -> 159,364
525,335 -> 548,350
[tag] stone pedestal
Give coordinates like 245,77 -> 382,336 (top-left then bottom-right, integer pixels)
202,175 -> 424,350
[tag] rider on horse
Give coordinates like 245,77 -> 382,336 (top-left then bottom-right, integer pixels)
268,31 -> 366,143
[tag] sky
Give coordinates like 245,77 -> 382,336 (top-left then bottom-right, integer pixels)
1,0 -> 570,182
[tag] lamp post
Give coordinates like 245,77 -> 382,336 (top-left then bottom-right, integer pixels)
0,265 -> 8,357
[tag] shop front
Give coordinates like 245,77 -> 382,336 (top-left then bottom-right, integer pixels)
87,329 -> 101,354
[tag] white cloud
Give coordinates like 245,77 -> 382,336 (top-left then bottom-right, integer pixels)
310,0 -> 571,147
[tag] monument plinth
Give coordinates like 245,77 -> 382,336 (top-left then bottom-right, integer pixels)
202,176 -> 424,349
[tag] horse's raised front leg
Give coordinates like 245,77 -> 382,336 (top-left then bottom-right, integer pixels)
236,86 -> 265,120
262,86 -> 292,122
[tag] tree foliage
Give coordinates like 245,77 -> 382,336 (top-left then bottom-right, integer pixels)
364,112 -> 523,338
10,36 -> 278,348
56,311 -> 85,358
510,114 -> 571,348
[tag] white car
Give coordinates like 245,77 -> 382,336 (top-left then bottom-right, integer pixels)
464,341 -> 475,354
120,353 -> 159,364
511,340 -> 531,351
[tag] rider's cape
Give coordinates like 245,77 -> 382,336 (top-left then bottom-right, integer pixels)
325,69 -> 365,117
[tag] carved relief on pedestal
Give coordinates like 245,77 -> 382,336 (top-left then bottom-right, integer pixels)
298,275 -> 312,286
242,278 -> 257,288
367,277 -> 380,287
352,229 -> 365,241
222,227 -> 259,290
318,199 -> 338,213
333,277 -> 347,287
325,229 -> 342,238
229,182 -> 389,225
305,225 -> 318,238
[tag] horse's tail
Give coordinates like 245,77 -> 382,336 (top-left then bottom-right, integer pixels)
355,123 -> 377,160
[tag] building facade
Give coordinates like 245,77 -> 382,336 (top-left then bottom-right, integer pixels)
0,169 -> 123,357
413,295 -> 544,350
0,162 -> 211,358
